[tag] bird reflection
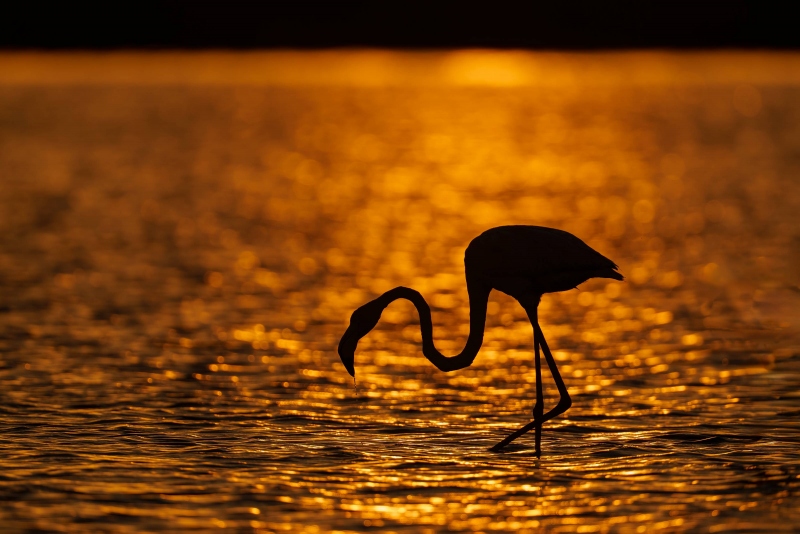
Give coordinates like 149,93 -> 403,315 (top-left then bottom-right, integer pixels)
339,225 -> 624,456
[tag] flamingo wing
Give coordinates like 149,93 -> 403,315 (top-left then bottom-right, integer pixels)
465,226 -> 622,294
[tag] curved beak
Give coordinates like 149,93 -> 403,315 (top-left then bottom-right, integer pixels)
337,327 -> 357,377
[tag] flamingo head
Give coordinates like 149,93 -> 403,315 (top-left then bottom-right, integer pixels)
337,299 -> 384,377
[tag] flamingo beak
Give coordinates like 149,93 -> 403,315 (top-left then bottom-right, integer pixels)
337,298 -> 384,378
337,327 -> 357,377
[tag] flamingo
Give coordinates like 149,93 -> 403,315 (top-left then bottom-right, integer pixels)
337,225 -> 624,456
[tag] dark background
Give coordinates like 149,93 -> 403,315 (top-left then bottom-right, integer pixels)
0,1 -> 796,49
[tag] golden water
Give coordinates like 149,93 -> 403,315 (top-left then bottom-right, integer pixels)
1,52 -> 799,532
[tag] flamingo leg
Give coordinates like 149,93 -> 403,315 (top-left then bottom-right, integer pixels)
489,304 -> 572,454
533,321 -> 544,456
535,322 -> 572,418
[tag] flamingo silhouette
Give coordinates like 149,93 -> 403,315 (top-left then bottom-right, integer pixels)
338,225 -> 624,456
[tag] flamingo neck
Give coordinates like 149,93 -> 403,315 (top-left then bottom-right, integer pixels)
376,284 -> 490,372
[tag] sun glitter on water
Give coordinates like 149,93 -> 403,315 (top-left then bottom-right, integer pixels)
0,51 -> 799,532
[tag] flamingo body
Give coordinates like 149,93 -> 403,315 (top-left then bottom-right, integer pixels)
466,226 -> 622,297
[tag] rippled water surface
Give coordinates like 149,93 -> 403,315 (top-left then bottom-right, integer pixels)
1,52 -> 799,532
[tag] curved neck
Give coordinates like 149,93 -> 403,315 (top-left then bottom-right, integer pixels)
376,284 -> 490,372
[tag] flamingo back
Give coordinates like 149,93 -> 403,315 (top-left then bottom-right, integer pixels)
464,226 -> 622,296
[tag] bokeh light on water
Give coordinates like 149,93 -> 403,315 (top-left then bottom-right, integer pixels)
1,51 -> 799,532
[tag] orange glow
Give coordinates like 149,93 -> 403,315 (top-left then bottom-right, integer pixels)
0,51 -> 798,532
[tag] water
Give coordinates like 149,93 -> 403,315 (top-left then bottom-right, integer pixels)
1,52 -> 799,532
